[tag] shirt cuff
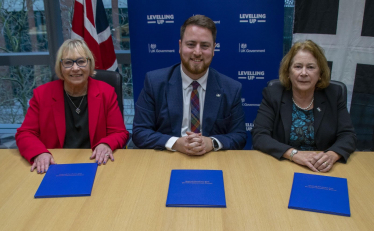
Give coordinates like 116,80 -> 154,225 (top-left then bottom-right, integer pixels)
211,137 -> 223,151
165,136 -> 179,151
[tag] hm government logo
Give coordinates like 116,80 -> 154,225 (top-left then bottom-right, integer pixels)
238,71 -> 265,80
147,14 -> 174,24
148,44 -> 175,53
245,123 -> 254,132
241,98 -> 260,107
150,44 -> 156,50
214,43 -> 220,52
239,14 -> 266,24
148,44 -> 157,52
239,43 -> 265,53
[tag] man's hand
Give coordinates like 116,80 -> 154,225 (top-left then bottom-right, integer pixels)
172,132 -> 213,155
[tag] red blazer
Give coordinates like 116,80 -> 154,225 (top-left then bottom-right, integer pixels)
16,77 -> 129,164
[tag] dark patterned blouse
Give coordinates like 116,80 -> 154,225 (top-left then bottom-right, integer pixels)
289,104 -> 317,151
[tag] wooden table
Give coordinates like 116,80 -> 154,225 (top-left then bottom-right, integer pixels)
0,149 -> 373,231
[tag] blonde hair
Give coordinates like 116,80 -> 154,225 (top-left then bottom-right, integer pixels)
54,39 -> 95,80
279,40 -> 330,90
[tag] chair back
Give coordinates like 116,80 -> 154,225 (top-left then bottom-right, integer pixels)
93,70 -> 124,116
266,79 -> 348,105
329,80 -> 347,105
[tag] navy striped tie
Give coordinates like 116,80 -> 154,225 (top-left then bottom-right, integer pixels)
190,81 -> 200,133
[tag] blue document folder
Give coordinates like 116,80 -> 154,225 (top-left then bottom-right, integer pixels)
288,172 -> 350,216
34,163 -> 98,198
166,169 -> 226,207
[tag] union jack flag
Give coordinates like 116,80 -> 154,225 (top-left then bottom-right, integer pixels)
71,0 -> 118,71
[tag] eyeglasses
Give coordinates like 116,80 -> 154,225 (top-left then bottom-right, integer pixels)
61,58 -> 89,68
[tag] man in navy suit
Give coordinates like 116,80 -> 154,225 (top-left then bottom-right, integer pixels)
133,15 -> 246,155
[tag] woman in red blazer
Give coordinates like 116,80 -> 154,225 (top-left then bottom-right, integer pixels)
16,39 -> 129,174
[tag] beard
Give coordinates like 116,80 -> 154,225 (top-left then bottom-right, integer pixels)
180,55 -> 211,77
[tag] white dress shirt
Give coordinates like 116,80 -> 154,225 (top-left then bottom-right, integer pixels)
165,65 -> 222,151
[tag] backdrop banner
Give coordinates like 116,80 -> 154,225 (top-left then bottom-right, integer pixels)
128,0 -> 284,149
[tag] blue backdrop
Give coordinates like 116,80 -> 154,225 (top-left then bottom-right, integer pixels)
128,0 -> 284,149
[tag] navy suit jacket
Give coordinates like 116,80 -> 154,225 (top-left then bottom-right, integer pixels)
251,83 -> 356,162
133,64 -> 247,150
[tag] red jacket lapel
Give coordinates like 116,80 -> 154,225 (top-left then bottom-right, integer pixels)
52,80 -> 66,147
87,77 -> 102,146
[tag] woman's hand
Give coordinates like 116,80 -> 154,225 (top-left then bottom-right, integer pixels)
31,153 -> 56,174
312,151 -> 341,172
91,143 -> 113,165
286,149 -> 341,172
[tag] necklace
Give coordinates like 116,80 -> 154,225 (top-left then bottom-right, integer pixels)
292,97 -> 314,110
65,91 -> 85,114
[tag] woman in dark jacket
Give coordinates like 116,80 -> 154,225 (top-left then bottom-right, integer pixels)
252,40 -> 356,172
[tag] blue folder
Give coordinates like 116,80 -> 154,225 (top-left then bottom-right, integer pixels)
34,163 -> 98,198
288,172 -> 350,216
166,169 -> 226,207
